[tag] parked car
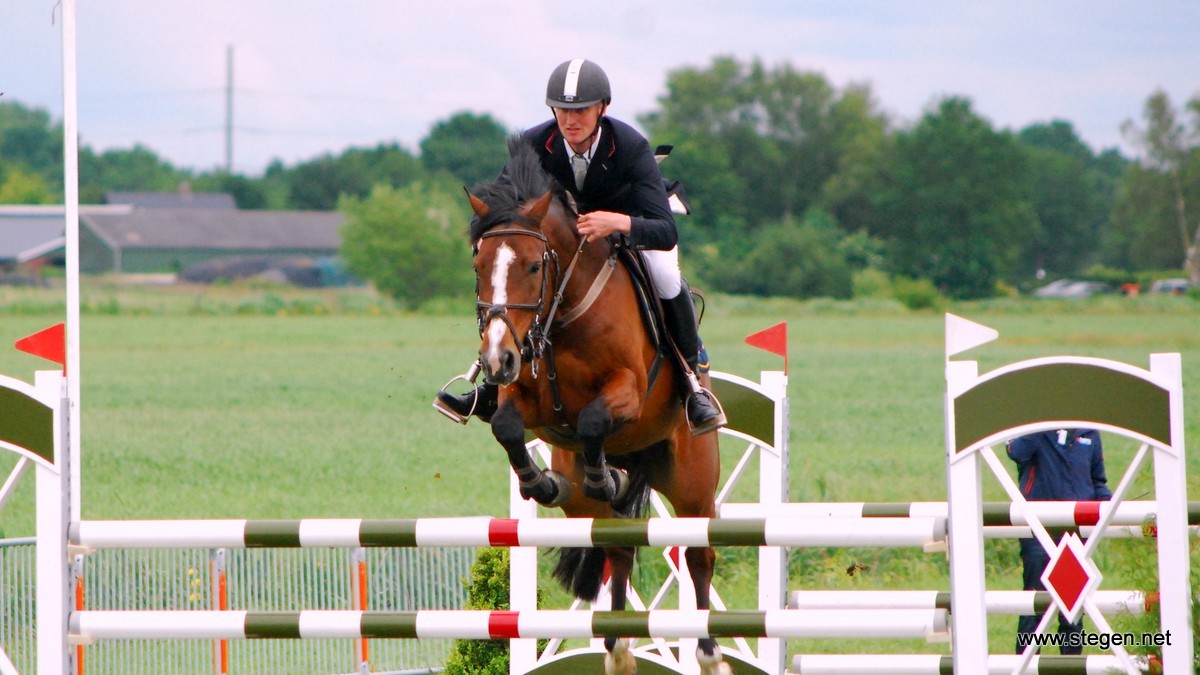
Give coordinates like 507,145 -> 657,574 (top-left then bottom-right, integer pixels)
1032,279 -> 1115,299
1149,278 -> 1190,295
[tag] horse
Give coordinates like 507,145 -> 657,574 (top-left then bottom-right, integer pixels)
464,137 -> 731,675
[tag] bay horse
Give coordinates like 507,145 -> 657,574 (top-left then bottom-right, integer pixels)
465,138 -> 730,675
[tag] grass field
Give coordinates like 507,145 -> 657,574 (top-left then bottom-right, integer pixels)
1,280 -> 1197,659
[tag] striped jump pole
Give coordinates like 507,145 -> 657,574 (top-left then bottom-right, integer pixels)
719,500 -> 1198,527
70,608 -> 947,642
788,590 -> 1156,616
70,515 -> 942,550
790,654 -> 1150,674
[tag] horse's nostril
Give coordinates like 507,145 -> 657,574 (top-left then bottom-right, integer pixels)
503,351 -> 517,373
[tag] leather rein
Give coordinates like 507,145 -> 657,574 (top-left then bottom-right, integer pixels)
474,226 -> 615,402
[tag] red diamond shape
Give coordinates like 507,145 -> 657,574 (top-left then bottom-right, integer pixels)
1045,545 -> 1089,613
1041,533 -> 1101,624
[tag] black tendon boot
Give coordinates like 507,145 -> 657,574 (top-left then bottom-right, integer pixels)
660,285 -> 726,435
434,382 -> 499,424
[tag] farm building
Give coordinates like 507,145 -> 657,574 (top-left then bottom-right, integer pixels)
0,206 -> 68,270
0,191 -> 344,277
79,207 -> 343,274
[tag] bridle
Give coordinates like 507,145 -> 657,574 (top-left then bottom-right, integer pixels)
473,215 -> 644,430
474,222 -> 612,379
475,227 -> 557,369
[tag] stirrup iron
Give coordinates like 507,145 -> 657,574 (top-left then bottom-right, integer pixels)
686,388 -> 727,436
433,362 -> 481,424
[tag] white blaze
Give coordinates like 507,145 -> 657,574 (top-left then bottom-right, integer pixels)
484,244 -> 517,370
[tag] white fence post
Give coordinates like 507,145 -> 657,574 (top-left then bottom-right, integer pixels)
34,371 -> 72,675
1150,353 -> 1194,670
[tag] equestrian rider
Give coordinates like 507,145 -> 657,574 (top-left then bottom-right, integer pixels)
436,58 -> 726,435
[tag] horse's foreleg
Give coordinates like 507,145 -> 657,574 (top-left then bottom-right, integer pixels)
578,370 -> 641,503
577,396 -> 617,501
490,402 -> 570,506
603,546 -> 637,675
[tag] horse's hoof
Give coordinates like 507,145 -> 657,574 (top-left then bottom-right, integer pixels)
584,475 -> 616,502
520,471 -> 573,507
604,637 -> 636,675
610,467 -> 631,506
697,644 -> 731,675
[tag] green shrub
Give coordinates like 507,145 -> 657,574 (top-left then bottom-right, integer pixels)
710,210 -> 854,300
851,267 -> 894,299
890,275 -> 945,311
444,548 -> 546,675
339,181 -> 474,310
1081,264 -> 1136,286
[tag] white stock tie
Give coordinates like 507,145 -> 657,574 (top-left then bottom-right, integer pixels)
570,153 -> 589,191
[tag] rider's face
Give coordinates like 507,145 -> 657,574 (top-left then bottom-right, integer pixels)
554,103 -> 605,153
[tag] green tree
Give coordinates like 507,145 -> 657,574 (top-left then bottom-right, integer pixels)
1016,121 -> 1118,280
420,112 -> 510,186
869,97 -> 1035,299
1109,162 -> 1186,271
641,56 -> 889,240
0,101 -> 63,189
0,164 -> 55,204
191,171 -> 268,209
709,208 -> 853,299
288,143 -> 423,210
78,145 -> 189,203
1116,90 -> 1200,283
339,180 -> 473,308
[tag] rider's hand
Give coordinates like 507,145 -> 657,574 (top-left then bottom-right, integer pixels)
577,211 -> 631,242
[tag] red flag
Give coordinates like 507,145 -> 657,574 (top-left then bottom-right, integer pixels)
745,322 -> 788,373
15,323 -> 66,372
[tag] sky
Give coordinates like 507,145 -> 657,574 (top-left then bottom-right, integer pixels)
3,1 -> 1198,176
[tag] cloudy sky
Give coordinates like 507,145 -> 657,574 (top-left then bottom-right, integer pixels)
4,1 -> 1197,176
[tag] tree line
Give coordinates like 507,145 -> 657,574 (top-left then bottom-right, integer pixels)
2,56 -> 1198,305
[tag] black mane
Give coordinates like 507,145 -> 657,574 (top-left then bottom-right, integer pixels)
468,134 -> 569,245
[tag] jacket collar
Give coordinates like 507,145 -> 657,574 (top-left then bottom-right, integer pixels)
544,118 -> 616,158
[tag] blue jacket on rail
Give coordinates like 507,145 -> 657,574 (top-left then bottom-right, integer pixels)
1006,429 -> 1112,502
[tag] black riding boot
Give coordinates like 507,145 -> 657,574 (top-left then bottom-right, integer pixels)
661,285 -> 726,435
434,382 -> 499,424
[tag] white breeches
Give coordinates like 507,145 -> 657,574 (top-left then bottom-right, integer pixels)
640,247 -> 681,299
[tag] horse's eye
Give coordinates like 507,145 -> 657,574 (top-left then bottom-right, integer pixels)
529,262 -> 542,274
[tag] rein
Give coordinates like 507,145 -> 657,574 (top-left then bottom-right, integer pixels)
476,224 -> 618,428
475,226 -> 615,372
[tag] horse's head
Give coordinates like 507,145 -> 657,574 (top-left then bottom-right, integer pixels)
469,189 -> 561,385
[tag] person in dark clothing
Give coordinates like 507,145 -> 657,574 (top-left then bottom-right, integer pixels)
1007,429 -> 1111,654
435,58 -> 725,435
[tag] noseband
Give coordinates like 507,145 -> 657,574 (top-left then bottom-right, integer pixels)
475,227 -> 559,367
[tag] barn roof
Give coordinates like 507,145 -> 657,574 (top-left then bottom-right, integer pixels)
105,190 -> 237,210
0,205 -> 130,263
81,208 -> 343,251
0,213 -> 65,263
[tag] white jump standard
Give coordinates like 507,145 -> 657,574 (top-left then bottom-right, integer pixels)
2,317 -> 1192,674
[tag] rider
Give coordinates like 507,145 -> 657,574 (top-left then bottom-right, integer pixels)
435,58 -> 725,435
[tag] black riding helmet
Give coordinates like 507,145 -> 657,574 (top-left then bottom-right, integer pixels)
545,59 -> 611,109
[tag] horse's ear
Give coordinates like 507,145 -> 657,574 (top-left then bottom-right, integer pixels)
524,190 -> 554,222
465,189 -> 489,218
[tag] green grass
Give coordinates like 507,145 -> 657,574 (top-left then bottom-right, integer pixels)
1,281 -> 1198,659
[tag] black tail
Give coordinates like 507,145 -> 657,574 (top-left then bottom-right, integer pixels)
551,546 -> 608,602
550,449 -> 656,602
